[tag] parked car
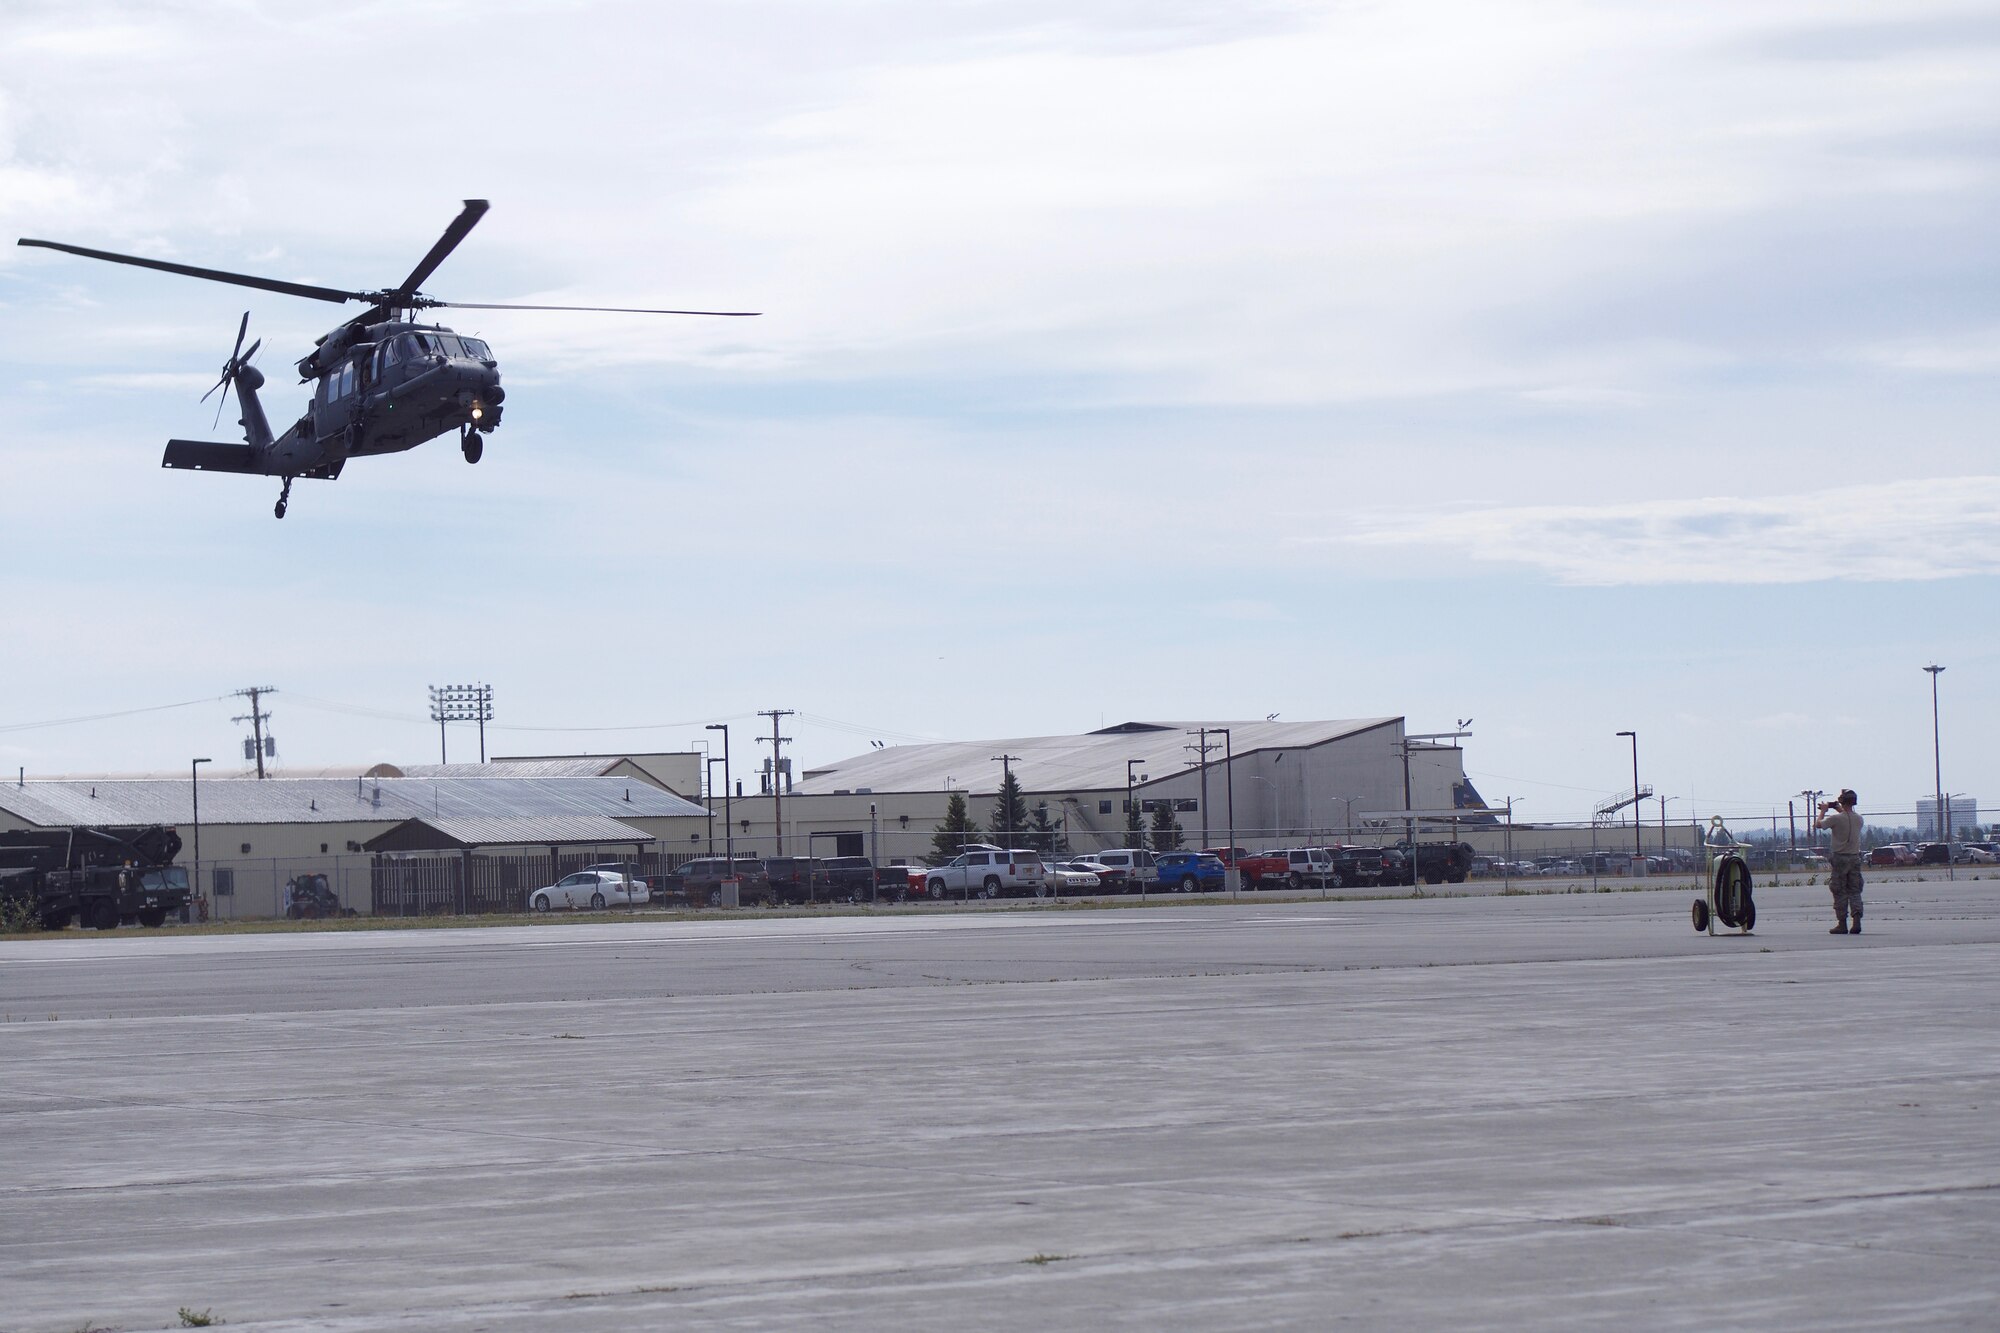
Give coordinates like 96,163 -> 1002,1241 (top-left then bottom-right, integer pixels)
1866,846 -> 1898,867
582,861 -> 651,898
1058,858 -> 1116,890
1044,861 -> 1102,895
762,856 -> 825,905
1199,847 -> 1249,867
1916,843 -> 1953,866
527,869 -> 648,913
1238,847 -> 1334,889
1083,848 -> 1157,892
1153,850 -> 1227,892
1960,843 -> 1998,865
813,856 -> 906,902
924,846 -> 1048,899
667,857 -> 775,907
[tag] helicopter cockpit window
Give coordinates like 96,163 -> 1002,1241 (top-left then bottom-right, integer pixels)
459,337 -> 492,361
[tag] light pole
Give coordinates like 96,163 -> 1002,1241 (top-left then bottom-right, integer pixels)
1126,759 -> 1146,849
1658,795 -> 1678,857
190,757 -> 210,920
1616,731 -> 1640,861
1248,775 -> 1278,841
706,724 -> 732,874
1332,795 -> 1357,841
705,756 -> 725,856
1925,664 -> 1950,880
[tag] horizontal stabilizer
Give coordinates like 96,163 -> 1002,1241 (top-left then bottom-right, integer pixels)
163,439 -> 265,474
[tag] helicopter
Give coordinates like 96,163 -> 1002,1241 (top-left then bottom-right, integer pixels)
16,200 -> 755,517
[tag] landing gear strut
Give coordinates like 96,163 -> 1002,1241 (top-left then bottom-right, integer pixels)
461,426 -> 483,465
274,475 -> 293,519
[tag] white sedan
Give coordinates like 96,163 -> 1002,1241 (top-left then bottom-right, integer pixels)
528,870 -> 649,912
1045,861 -> 1104,896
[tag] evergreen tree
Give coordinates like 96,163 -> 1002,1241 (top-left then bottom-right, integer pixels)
931,792 -> 981,862
1126,795 -> 1148,850
990,769 -> 1031,847
1150,800 -> 1185,852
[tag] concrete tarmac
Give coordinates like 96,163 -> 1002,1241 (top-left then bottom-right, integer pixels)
3,879 -> 1997,1330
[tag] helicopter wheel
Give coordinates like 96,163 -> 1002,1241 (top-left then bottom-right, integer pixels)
274,476 -> 292,520
461,429 -> 483,465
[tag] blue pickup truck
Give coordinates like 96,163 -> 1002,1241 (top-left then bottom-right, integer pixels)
1153,850 -> 1228,892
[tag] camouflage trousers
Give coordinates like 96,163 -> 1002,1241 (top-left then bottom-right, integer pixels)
1829,853 -> 1864,919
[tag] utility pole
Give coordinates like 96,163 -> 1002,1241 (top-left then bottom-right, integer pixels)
991,754 -> 1021,844
232,686 -> 276,779
759,708 -> 794,855
1184,727 -> 1218,850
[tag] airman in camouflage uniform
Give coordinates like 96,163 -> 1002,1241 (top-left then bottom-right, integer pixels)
1816,789 -> 1864,935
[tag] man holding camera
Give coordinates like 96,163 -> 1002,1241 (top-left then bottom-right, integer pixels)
1816,789 -> 1865,935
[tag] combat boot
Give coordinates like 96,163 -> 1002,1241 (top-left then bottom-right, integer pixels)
1849,909 -> 1861,936
1830,917 -> 1848,934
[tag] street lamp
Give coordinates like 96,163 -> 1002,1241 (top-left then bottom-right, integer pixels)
705,756 -> 725,856
1616,731 -> 1640,860
1658,795 -> 1678,857
705,724 -> 733,876
1126,759 -> 1146,848
1925,664 -> 1951,881
1248,775 -> 1279,840
190,757 -> 211,920
1332,795 -> 1358,840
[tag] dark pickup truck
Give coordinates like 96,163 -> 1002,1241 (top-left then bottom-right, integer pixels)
812,856 -> 911,903
1386,840 -> 1475,886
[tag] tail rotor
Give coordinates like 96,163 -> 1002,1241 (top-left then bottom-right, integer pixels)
201,312 -> 262,430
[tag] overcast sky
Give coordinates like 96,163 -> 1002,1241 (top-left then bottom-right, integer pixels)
2,0 -> 1995,827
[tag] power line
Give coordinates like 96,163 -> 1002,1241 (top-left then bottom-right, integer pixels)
0,695 -> 229,735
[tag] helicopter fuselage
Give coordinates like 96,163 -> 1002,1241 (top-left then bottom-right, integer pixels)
170,319 -> 504,481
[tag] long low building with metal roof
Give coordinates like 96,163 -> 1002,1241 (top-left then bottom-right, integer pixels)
0,772 -> 707,920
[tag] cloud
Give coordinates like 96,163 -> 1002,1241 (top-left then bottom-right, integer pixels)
1330,476 -> 2000,585
1849,327 -> 2000,374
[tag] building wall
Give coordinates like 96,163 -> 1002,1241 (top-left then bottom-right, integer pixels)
698,722 -> 1469,860
1916,795 -> 1980,840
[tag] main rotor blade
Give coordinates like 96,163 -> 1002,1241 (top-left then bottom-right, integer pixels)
438,300 -> 760,316
389,199 -> 489,301
15,238 -> 367,304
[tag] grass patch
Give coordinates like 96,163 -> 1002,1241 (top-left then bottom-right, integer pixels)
177,1309 -> 222,1327
1023,1253 -> 1073,1266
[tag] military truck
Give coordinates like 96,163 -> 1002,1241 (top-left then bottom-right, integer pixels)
0,825 -> 190,930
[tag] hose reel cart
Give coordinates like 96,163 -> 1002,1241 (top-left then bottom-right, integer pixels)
1694,816 -> 1755,935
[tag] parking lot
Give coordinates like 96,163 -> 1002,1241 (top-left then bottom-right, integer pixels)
4,877 -> 1998,1330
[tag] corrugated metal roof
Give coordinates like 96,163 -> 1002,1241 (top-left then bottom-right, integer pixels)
388,759 -> 628,779
794,719 -> 1399,796
0,775 -> 705,829
368,815 -> 657,850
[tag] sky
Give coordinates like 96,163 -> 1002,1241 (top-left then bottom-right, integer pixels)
1,0 -> 1995,828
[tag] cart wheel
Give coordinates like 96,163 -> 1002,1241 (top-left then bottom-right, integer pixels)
1692,898 -> 1710,932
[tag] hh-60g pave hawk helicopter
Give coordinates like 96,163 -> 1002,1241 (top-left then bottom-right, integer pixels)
17,200 -> 756,517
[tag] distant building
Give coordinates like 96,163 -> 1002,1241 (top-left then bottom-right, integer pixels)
706,718 -> 1484,860
1917,795 -> 1980,840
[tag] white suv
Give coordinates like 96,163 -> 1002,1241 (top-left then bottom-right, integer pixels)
925,846 -> 1048,900
1085,847 -> 1157,893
